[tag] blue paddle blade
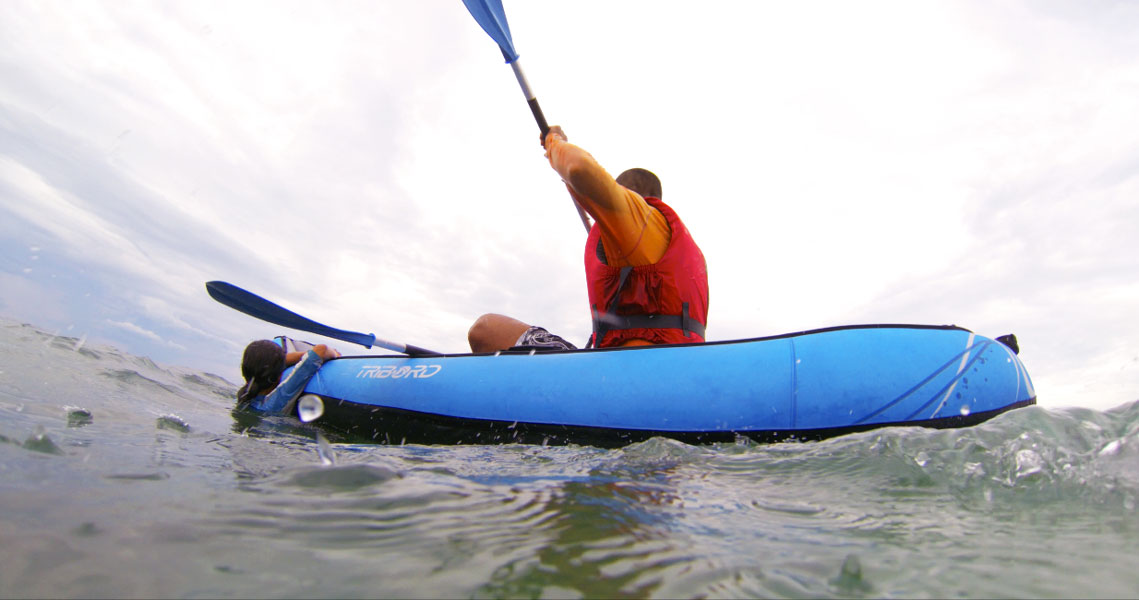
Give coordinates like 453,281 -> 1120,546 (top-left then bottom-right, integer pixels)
462,0 -> 519,62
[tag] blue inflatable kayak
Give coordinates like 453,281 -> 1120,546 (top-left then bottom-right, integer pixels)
299,324 -> 1035,447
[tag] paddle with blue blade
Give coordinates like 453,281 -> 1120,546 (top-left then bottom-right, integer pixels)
461,0 -> 592,233
205,281 -> 441,357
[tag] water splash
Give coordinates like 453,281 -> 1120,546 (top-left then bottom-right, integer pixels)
1013,448 -> 1045,481
830,554 -> 873,593
1098,439 -> 1123,457
23,425 -> 64,455
66,406 -> 93,427
156,414 -> 191,433
316,431 -> 336,466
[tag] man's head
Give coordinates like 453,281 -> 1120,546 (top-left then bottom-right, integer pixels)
616,168 -> 662,199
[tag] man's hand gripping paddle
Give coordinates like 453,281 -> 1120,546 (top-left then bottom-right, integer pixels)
461,0 -> 592,233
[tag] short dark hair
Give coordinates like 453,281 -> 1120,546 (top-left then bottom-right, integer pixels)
616,168 -> 662,199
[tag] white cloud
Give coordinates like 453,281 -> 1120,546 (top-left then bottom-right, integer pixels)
0,272 -> 69,325
1,0 -> 1136,410
106,318 -> 185,350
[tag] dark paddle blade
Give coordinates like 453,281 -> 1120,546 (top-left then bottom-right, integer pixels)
205,281 -> 443,357
206,281 -> 376,348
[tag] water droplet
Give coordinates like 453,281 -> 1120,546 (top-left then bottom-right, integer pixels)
316,431 -> 336,466
1014,449 -> 1044,480
156,415 -> 190,433
66,406 -> 93,427
829,553 -> 872,592
839,554 -> 862,579
959,405 -> 971,416
1098,439 -> 1123,457
297,395 -> 324,423
72,522 -> 100,537
23,426 -> 63,455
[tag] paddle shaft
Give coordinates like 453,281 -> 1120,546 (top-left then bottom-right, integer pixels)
205,281 -> 441,357
465,0 -> 592,234
510,60 -> 548,137
510,59 -> 591,233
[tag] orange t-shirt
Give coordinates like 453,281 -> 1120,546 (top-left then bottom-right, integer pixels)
545,135 -> 670,267
545,134 -> 673,346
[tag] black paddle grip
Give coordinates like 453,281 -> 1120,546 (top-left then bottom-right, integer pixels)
528,97 -> 549,138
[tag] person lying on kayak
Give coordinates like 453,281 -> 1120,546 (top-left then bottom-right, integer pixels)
468,125 -> 709,352
235,336 -> 340,414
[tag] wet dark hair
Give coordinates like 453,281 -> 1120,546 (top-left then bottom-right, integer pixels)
236,339 -> 286,405
616,168 -> 662,199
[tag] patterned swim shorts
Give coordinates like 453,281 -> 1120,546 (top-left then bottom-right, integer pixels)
512,326 -> 577,351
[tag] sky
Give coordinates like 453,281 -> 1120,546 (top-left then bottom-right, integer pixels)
1,0 -> 1137,411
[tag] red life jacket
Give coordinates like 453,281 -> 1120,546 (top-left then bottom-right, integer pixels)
584,197 -> 709,348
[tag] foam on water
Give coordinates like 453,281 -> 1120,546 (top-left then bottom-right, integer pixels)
1,319 -> 1137,598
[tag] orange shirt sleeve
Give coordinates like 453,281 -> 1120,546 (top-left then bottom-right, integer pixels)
545,136 -> 669,267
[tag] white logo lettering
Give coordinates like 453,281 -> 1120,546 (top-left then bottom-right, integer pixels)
356,364 -> 442,379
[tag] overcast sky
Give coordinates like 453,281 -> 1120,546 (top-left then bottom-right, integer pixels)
1,0 -> 1136,411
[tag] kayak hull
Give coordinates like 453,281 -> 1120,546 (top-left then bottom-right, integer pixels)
302,324 -> 1036,447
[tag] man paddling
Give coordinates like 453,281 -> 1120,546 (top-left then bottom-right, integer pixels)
468,126 -> 709,352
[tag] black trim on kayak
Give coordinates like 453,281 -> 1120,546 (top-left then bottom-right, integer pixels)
313,395 -> 1036,448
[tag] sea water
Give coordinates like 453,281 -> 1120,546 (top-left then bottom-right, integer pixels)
1,319 -> 1138,599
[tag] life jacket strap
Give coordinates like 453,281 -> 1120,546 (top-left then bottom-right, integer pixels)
595,311 -> 707,338
588,267 -> 705,348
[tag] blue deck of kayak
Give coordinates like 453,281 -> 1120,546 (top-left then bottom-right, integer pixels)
301,324 -> 1036,447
